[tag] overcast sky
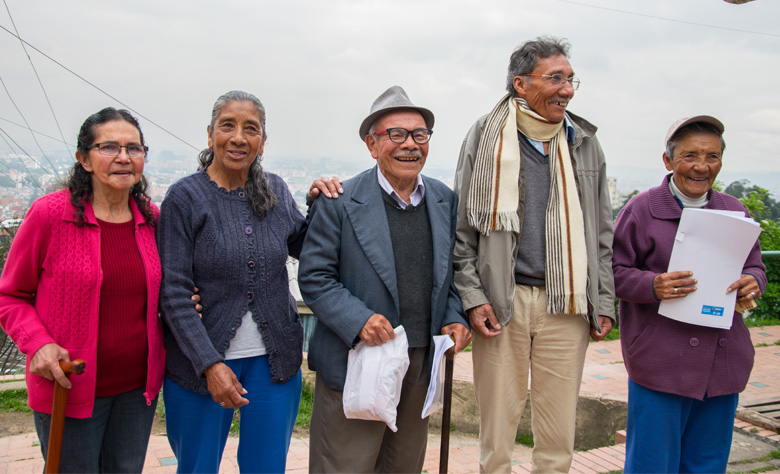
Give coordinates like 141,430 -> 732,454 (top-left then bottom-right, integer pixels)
1,0 -> 779,181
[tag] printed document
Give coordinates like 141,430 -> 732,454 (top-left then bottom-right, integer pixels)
659,208 -> 761,329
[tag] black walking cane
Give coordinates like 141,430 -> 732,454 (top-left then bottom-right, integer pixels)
46,360 -> 86,474
439,337 -> 456,474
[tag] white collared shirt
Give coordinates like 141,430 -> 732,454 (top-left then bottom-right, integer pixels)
376,168 -> 425,209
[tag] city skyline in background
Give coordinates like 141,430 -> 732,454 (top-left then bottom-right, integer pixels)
2,0 -> 779,217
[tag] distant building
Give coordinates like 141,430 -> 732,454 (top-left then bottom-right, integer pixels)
608,176 -> 623,209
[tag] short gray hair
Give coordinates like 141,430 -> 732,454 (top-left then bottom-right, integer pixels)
198,90 -> 277,219
506,36 -> 571,95
665,122 -> 726,158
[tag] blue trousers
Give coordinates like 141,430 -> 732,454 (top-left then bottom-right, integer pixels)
625,378 -> 739,474
34,386 -> 157,473
163,355 -> 302,473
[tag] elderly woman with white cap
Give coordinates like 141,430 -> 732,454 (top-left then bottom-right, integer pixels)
612,116 -> 766,473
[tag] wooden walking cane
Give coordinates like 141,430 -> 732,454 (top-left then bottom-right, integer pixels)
439,337 -> 456,474
45,359 -> 86,474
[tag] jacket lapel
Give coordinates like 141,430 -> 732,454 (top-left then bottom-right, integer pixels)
344,167 -> 400,311
424,177 -> 451,300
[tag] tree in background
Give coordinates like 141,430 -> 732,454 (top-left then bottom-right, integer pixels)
727,182 -> 780,324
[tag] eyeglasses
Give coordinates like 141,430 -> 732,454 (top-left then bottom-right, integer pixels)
374,128 -> 433,145
520,74 -> 580,90
87,142 -> 148,158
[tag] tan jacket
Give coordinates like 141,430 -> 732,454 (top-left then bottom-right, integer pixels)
453,111 -> 615,328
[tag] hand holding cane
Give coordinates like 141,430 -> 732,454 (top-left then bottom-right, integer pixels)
45,359 -> 86,474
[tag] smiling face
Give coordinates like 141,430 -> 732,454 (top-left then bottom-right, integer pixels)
512,54 -> 575,123
366,110 -> 428,196
76,120 -> 144,196
663,131 -> 723,199
207,100 -> 265,181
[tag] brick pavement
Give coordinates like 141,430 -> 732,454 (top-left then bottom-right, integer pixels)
1,325 -> 778,473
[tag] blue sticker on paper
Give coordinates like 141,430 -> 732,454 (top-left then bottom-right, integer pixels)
701,305 -> 724,316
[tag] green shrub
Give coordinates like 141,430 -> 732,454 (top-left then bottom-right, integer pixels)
295,380 -> 314,428
0,388 -> 30,413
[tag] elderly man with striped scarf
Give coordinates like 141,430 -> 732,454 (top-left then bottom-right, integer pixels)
453,36 -> 616,474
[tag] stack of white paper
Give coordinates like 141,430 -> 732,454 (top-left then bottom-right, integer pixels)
421,335 -> 455,419
658,209 -> 761,329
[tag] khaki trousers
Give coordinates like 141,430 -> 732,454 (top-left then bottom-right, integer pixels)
308,346 -> 430,473
473,285 -> 590,474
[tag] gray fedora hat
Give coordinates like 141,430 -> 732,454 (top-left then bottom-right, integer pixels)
358,85 -> 435,140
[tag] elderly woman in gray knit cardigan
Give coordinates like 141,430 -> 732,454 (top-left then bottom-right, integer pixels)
157,90 -> 309,473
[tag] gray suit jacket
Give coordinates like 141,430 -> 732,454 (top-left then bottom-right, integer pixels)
299,166 -> 468,391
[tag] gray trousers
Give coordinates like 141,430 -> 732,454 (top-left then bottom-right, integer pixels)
309,346 -> 431,473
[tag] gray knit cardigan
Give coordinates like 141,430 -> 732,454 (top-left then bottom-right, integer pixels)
157,168 -> 306,394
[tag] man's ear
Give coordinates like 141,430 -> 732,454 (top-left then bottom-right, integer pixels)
365,134 -> 379,160
512,75 -> 527,97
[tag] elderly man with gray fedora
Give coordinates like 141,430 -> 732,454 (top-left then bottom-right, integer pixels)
299,85 -> 470,473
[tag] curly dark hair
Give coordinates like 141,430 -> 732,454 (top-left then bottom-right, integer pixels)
197,90 -> 277,220
70,107 -> 155,226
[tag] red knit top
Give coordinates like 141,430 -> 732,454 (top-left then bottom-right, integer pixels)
95,219 -> 148,397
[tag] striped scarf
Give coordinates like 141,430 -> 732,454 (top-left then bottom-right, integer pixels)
466,94 -> 588,315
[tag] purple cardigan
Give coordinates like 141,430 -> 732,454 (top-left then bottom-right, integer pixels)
613,174 -> 766,400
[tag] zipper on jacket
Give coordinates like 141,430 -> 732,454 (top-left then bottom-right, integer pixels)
144,392 -> 152,406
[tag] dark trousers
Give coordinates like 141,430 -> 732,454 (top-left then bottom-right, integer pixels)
309,346 -> 431,473
34,386 -> 157,473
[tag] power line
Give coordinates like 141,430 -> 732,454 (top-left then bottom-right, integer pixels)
0,125 -> 55,179
0,116 -> 74,147
3,0 -> 71,161
547,0 -> 780,38
0,74 -> 59,179
0,24 -> 199,151
0,127 -> 46,192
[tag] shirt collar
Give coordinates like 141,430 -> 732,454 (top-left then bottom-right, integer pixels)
376,168 -> 425,209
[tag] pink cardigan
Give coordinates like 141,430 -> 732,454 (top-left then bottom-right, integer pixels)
0,190 -> 164,418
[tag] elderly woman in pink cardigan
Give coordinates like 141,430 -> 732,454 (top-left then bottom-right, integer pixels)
0,108 -> 164,473
613,115 -> 766,474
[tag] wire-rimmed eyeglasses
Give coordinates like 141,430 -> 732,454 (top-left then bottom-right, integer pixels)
520,74 -> 580,90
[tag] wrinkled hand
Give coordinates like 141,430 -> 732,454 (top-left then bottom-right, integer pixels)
307,176 -> 343,201
359,314 -> 395,346
204,362 -> 248,409
727,274 -> 761,301
467,304 -> 502,338
30,343 -> 71,389
653,271 -> 697,300
192,287 -> 202,318
590,315 -> 614,342
441,323 -> 472,352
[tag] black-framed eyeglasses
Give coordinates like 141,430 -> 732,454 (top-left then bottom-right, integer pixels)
87,142 -> 148,158
374,128 -> 433,144
520,74 -> 580,90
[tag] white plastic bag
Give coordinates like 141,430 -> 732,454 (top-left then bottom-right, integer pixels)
342,326 -> 410,432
